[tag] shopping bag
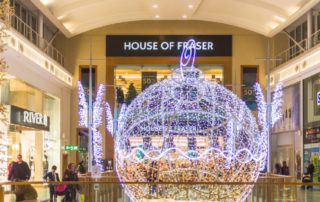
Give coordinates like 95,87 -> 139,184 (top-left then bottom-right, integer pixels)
54,184 -> 68,196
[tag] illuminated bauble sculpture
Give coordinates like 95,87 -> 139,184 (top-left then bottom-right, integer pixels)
115,40 -> 280,202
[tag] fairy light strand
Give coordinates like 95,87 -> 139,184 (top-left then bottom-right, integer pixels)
77,81 -> 88,127
105,103 -> 113,135
112,40 -> 282,202
271,82 -> 283,127
77,82 -> 106,171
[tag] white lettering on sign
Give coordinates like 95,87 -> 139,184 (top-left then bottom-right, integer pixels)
317,91 -> 320,106
23,111 -> 48,127
124,41 -> 158,50
123,41 -> 214,51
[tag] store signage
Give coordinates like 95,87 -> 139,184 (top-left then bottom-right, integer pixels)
65,145 -> 79,151
106,35 -> 232,57
10,105 -> 50,131
142,72 -> 157,91
317,91 -> 320,106
304,127 -> 320,144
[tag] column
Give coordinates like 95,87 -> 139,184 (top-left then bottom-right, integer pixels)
38,11 -> 44,49
307,10 -> 313,49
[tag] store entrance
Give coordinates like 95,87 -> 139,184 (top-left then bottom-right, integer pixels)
115,64 -> 224,105
8,125 -> 49,180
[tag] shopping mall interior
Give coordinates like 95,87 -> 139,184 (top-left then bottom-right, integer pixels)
1,0 -> 320,201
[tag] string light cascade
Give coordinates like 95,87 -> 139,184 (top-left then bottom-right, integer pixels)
77,82 -> 109,170
111,40 -> 283,201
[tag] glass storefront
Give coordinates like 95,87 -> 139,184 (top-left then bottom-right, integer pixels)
0,73 -> 60,181
303,73 -> 320,183
271,83 -> 301,179
115,64 -> 224,105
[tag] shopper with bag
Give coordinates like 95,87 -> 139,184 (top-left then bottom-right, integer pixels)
43,165 -> 60,202
62,163 -> 79,202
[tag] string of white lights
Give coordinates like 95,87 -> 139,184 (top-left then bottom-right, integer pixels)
112,39 -> 283,202
105,103 -> 113,135
271,82 -> 284,127
77,82 -> 106,170
77,81 -> 88,127
92,84 -> 105,170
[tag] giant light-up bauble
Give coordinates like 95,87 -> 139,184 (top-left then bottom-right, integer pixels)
115,40 -> 269,202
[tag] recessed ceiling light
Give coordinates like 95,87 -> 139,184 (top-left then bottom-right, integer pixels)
152,4 -> 158,8
188,4 -> 193,9
155,15 -> 160,19
274,16 -> 286,22
182,15 -> 187,19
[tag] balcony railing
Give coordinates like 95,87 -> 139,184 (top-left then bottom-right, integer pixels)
9,14 -> 65,67
0,173 -> 319,202
275,29 -> 320,67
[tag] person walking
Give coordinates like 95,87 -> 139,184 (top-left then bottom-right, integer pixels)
62,163 -> 79,202
43,165 -> 60,202
8,154 -> 31,202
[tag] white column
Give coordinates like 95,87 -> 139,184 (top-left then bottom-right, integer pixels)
38,12 -> 44,49
307,10 -> 313,49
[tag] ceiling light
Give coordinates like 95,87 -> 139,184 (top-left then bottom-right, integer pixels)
57,15 -> 65,20
182,15 -> 187,19
152,4 -> 158,8
188,4 -> 193,9
155,15 -> 160,19
40,0 -> 55,6
274,16 -> 286,22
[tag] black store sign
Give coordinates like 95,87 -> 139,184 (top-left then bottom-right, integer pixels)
10,105 -> 50,131
106,35 -> 232,57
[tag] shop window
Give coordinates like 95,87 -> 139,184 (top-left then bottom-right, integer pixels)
241,66 -> 258,110
79,65 -> 97,100
115,64 -> 224,106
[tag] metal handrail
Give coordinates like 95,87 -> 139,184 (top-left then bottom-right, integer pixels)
0,181 -> 319,186
275,29 -> 320,67
8,14 -> 65,67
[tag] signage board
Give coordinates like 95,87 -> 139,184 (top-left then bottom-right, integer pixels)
10,105 -> 50,131
94,183 -> 100,191
106,35 -> 232,57
65,145 -> 79,151
241,67 -> 258,110
317,91 -> 320,106
92,165 -> 101,178
142,72 -> 157,91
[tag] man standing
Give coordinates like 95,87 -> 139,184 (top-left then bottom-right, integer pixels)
43,165 -> 60,202
307,161 -> 315,189
8,154 -> 31,202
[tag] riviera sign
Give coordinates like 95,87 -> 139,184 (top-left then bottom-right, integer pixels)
10,105 -> 50,131
106,35 -> 232,57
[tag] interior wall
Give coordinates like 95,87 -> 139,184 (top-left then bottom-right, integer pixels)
53,20 -> 269,163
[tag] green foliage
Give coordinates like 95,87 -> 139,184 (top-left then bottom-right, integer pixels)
126,83 -> 137,105
116,87 -> 125,104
